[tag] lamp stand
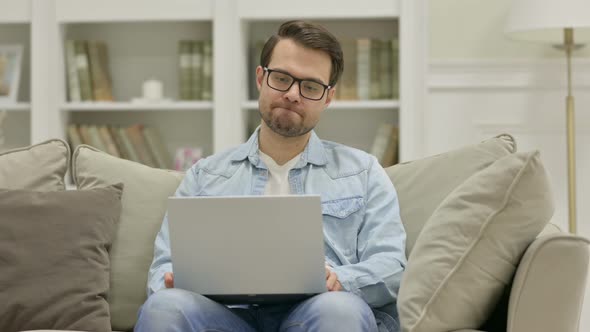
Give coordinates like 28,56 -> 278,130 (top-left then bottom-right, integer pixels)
564,28 -> 577,234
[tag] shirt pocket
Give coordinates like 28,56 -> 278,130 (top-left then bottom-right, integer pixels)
321,196 -> 364,262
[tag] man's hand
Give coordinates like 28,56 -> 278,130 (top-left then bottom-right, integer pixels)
164,272 -> 174,288
325,265 -> 343,291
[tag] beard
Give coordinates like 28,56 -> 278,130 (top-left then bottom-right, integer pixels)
259,103 -> 314,138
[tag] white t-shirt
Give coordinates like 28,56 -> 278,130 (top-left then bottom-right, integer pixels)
258,150 -> 301,195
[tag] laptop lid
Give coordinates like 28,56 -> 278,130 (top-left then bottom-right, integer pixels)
167,195 -> 327,303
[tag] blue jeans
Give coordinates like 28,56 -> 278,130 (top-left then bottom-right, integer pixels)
134,289 -> 386,332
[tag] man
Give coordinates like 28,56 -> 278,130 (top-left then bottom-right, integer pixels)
135,20 -> 406,332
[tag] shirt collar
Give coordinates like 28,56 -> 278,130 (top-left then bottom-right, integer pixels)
229,126 -> 328,167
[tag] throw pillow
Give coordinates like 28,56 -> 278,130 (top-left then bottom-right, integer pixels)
398,151 -> 554,332
0,139 -> 69,191
72,144 -> 184,331
385,134 -> 516,255
0,184 -> 123,332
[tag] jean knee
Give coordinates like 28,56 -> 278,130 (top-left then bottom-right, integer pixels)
282,292 -> 377,332
141,288 -> 211,315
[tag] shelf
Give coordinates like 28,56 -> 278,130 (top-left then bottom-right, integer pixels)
0,0 -> 31,23
0,102 -> 30,111
242,100 -> 400,110
55,0 -> 213,23
61,101 -> 213,112
238,0 -> 399,20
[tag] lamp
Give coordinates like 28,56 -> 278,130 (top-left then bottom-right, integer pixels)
505,0 -> 590,234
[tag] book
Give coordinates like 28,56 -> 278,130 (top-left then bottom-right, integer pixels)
370,123 -> 398,166
369,39 -> 381,100
381,126 -> 399,167
87,125 -> 108,152
74,40 -> 93,101
66,124 -> 83,149
391,38 -> 400,99
108,126 -> 129,160
65,40 -> 81,102
118,126 -> 141,163
97,125 -> 120,157
190,40 -> 203,100
178,40 -> 193,100
88,40 -> 114,101
379,39 -> 393,99
339,39 -> 358,100
77,125 -> 92,145
126,124 -> 157,167
143,126 -> 172,169
201,40 -> 213,100
356,38 -> 370,100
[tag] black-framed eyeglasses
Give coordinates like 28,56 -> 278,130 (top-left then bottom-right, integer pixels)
263,67 -> 331,101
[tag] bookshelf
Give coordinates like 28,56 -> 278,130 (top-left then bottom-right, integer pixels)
19,0 -> 426,166
0,0 -> 31,151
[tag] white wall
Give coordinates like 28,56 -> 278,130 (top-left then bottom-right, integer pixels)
430,0 -> 590,60
429,1 -> 590,331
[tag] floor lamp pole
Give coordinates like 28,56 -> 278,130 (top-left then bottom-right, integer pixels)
564,28 -> 577,234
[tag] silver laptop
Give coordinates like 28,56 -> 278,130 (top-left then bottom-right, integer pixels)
167,195 -> 327,304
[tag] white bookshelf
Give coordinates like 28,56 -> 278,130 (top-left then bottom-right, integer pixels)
54,0 -> 213,23
17,0 -> 426,164
61,101 -> 213,112
0,103 -> 31,111
236,0 -> 399,20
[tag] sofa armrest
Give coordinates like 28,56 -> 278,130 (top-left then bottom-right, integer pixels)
507,233 -> 590,332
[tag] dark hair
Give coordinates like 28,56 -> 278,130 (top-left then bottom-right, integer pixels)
260,20 -> 343,87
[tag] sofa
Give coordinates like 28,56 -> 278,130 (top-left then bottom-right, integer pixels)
0,134 -> 588,332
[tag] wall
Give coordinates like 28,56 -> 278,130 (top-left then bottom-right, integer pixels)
429,1 -> 590,331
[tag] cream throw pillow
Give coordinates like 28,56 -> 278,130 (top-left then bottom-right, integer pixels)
398,151 -> 554,332
0,139 -> 69,191
386,134 -> 516,255
72,145 -> 184,331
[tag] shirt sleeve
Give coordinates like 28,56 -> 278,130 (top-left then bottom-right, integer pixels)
330,157 -> 407,308
146,165 -> 200,296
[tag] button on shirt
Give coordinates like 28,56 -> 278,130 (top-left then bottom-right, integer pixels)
147,128 -> 407,309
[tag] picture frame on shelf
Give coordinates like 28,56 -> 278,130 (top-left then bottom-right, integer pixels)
0,44 -> 23,103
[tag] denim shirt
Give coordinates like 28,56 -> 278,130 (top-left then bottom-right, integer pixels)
148,129 -> 407,309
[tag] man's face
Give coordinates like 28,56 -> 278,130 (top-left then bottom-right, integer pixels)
256,38 -> 334,138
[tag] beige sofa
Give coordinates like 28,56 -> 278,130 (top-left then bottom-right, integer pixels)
0,134 -> 588,332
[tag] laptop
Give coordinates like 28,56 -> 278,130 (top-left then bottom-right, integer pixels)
167,195 -> 327,304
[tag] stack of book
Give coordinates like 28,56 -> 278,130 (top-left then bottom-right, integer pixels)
65,40 -> 114,102
370,123 -> 399,167
178,40 -> 213,101
335,38 -> 399,101
67,124 -> 172,169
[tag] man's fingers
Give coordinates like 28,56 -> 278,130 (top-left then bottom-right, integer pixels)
325,266 -> 331,279
164,272 -> 174,288
326,271 -> 338,291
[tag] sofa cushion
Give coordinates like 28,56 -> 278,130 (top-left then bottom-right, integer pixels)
0,184 -> 123,332
385,134 -> 516,255
72,145 -> 184,331
397,151 -> 554,332
0,139 -> 69,191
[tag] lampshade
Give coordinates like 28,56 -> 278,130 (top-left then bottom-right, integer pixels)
505,0 -> 590,43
